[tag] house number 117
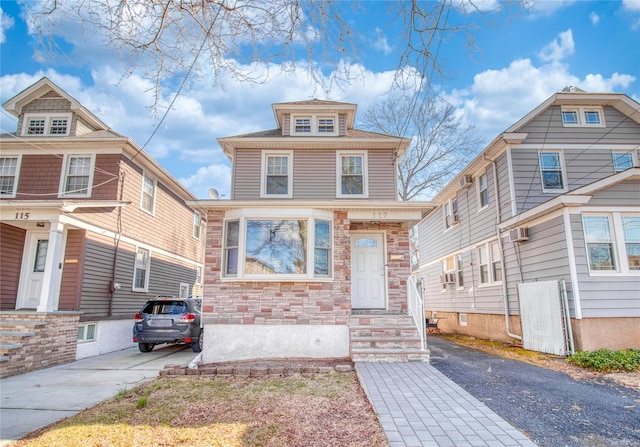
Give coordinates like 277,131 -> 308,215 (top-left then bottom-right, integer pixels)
15,212 -> 30,220
372,212 -> 387,219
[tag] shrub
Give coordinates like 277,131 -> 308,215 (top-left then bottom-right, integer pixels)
567,349 -> 640,372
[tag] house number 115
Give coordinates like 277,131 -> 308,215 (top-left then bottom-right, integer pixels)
15,212 -> 30,219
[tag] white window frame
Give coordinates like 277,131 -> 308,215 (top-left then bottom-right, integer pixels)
290,114 -> 339,136
477,241 -> 503,287
58,154 -> 95,198
22,113 -> 72,136
77,323 -> 97,342
477,171 -> 489,209
193,211 -> 201,240
133,247 -> 151,292
582,213 -> 640,275
196,265 -> 203,286
221,208 -> 334,281
179,283 -> 190,298
561,106 -> 605,128
0,155 -> 21,198
612,151 -> 636,173
260,150 -> 293,198
456,253 -> 464,289
539,150 -> 568,193
336,150 -> 368,198
443,197 -> 459,229
140,171 -> 157,215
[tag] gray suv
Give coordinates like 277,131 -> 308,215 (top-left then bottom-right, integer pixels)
133,296 -> 203,353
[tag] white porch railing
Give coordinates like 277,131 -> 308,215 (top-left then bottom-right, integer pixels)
407,276 -> 426,351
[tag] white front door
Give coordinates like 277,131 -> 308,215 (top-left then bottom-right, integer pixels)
17,232 -> 49,310
351,233 -> 386,309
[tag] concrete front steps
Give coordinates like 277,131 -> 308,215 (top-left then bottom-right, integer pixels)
349,313 -> 429,362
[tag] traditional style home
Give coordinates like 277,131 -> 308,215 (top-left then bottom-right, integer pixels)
0,78 -> 206,377
416,89 -> 640,355
191,99 -> 435,363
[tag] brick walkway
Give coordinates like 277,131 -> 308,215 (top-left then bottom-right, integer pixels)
356,362 -> 537,447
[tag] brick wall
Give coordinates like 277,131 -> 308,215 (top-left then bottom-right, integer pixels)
202,210 -> 412,326
0,312 -> 80,378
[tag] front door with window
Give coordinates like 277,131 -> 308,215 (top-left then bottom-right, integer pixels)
351,233 -> 386,309
17,232 -> 49,309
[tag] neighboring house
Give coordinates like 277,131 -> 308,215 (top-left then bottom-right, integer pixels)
190,99 -> 435,363
0,78 -> 205,377
416,89 -> 640,354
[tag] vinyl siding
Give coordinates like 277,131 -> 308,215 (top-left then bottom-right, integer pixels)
586,179 -> 640,206
59,229 -> 85,311
517,106 -> 640,145
79,236 -> 116,317
233,148 -> 398,200
0,223 -> 25,310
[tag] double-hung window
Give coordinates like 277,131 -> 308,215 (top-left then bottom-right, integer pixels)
222,211 -> 333,280
0,156 -> 20,197
193,211 -> 201,239
133,247 -> 150,291
60,154 -> 94,197
539,151 -> 566,192
337,151 -> 368,198
261,151 -> 292,198
478,172 -> 489,208
478,241 -> 502,285
140,171 -> 156,214
444,197 -> 459,228
456,253 -> 464,288
22,113 -> 72,136
583,214 -> 640,273
612,151 -> 635,172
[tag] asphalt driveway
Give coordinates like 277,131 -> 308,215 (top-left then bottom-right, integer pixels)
427,335 -> 640,447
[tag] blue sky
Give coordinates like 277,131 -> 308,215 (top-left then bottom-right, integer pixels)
1,0 -> 639,199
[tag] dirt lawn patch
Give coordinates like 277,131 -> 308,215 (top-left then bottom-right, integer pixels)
10,372 -> 388,447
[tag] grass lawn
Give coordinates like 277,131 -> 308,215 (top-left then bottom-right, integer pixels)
10,372 -> 388,447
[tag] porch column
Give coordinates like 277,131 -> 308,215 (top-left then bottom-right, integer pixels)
37,219 -> 65,312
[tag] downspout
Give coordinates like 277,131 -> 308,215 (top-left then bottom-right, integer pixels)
489,158 -> 521,340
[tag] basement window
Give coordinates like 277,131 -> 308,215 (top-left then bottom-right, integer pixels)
77,323 -> 96,342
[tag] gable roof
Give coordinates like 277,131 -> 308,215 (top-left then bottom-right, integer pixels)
2,77 -> 111,131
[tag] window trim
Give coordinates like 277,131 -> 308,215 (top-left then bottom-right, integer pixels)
193,211 -> 202,240
290,114 -> 339,136
582,213 -> 640,275
539,150 -> 568,193
612,151 -> 636,173
221,209 -> 334,281
22,113 -> 72,136
477,171 -> 489,209
140,171 -> 157,215
443,197 -> 459,229
132,247 -> 151,292
560,106 -> 605,128
0,155 -> 22,198
196,265 -> 203,286
58,154 -> 95,198
260,150 -> 293,198
77,323 -> 97,343
336,150 -> 369,198
477,241 -> 503,287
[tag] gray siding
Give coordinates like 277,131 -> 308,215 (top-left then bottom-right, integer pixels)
232,148 -> 397,200
587,179 -> 640,206
518,106 -> 640,145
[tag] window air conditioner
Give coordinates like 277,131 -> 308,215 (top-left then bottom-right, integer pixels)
439,272 -> 456,285
509,227 -> 529,242
459,175 -> 473,189
446,215 -> 460,227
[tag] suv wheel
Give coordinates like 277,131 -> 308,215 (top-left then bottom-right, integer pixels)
139,343 -> 154,353
192,330 -> 203,353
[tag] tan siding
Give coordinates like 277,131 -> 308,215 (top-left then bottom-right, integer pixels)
0,223 -> 25,310
91,154 -> 121,200
231,149 -> 261,200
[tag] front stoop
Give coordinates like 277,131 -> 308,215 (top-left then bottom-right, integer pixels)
349,314 -> 430,362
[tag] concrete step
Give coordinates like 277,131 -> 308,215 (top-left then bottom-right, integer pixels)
0,343 -> 24,353
0,331 -> 36,338
349,315 -> 416,326
350,326 -> 419,338
351,336 -> 423,350
0,320 -> 48,329
351,348 -> 430,362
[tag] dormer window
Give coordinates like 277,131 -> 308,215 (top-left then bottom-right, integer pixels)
291,114 -> 338,136
22,113 -> 72,136
561,106 -> 605,127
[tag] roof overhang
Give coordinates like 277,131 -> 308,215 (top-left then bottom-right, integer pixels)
1,200 -> 130,214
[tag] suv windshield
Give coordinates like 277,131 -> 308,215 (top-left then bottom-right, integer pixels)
141,300 -> 189,315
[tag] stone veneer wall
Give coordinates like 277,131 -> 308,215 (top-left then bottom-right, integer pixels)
202,210 -> 412,326
0,312 -> 80,378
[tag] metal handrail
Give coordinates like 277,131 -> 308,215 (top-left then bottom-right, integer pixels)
407,276 -> 426,351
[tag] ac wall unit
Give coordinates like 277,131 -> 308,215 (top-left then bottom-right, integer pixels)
509,227 -> 529,242
446,215 -> 460,227
459,175 -> 473,189
439,272 -> 456,285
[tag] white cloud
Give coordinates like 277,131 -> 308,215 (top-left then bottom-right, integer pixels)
590,12 -> 600,25
537,29 -> 575,63
622,0 -> 640,12
180,164 -> 232,200
0,7 -> 14,44
524,0 -> 576,17
372,28 -> 392,55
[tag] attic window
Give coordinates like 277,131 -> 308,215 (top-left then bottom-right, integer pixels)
22,113 -> 72,136
291,114 -> 338,136
561,106 -> 605,127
